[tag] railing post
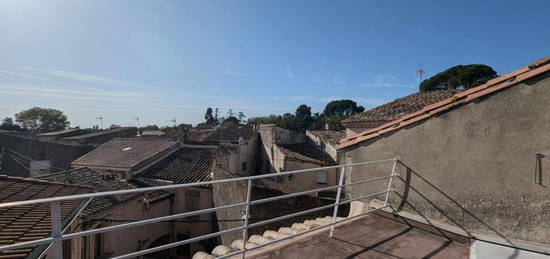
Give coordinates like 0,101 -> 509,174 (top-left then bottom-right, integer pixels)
329,166 -> 346,238
51,201 -> 63,259
242,179 -> 253,258
383,159 -> 398,207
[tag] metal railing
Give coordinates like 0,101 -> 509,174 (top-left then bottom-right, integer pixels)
0,158 -> 398,259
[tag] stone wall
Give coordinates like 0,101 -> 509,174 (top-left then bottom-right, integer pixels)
0,132 -> 94,176
342,72 -> 550,245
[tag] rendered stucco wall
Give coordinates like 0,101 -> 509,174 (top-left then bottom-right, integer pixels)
343,73 -> 550,245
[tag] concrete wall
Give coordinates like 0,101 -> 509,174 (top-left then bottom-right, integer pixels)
282,160 -> 339,192
0,132 -> 94,177
342,73 -> 550,245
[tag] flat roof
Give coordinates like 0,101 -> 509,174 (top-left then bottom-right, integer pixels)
251,213 -> 470,258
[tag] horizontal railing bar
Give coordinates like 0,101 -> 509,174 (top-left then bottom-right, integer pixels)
251,175 -> 395,206
248,203 -> 336,229
217,205 -> 389,259
112,225 -> 247,259
339,189 -> 394,205
345,175 -> 394,187
63,201 -> 248,240
0,237 -> 53,252
0,158 -> 397,208
0,201 -> 248,252
248,189 -> 392,229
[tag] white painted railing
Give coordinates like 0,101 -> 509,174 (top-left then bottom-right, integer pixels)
0,158 -> 398,258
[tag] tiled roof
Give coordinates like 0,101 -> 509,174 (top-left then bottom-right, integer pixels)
340,56 -> 550,149
277,143 -> 337,166
37,128 -> 82,136
60,127 -> 136,140
0,175 -> 91,258
71,138 -> 178,169
307,130 -> 345,145
138,146 -> 219,188
34,168 -> 171,217
341,90 -> 461,129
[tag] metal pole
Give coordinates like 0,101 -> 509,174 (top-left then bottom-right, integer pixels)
383,160 -> 398,207
51,201 -> 63,259
329,167 -> 346,238
242,179 -> 253,258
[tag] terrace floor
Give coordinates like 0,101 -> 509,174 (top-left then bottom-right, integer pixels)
252,213 -> 470,259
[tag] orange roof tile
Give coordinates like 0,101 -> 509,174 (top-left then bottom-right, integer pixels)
340,57 -> 550,149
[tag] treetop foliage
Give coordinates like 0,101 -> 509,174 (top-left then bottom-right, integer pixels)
420,64 -> 497,91
14,107 -> 70,133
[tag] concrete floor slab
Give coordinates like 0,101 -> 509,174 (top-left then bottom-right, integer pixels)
253,214 -> 470,259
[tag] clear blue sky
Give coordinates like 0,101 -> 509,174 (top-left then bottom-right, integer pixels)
0,0 -> 548,128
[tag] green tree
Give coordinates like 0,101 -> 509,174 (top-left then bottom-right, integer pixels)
420,64 -> 497,91
323,100 -> 365,118
294,104 -> 312,132
237,112 -> 246,124
204,107 -> 215,126
0,117 -> 21,131
15,107 -> 69,133
222,116 -> 240,126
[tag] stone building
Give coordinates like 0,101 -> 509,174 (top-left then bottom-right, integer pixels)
339,57 -> 550,250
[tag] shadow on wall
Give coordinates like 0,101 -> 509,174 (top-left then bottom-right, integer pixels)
392,160 -> 523,257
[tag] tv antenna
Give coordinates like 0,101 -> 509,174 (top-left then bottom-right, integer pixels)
132,117 -> 140,128
167,118 -> 177,127
96,115 -> 103,129
416,66 -> 425,85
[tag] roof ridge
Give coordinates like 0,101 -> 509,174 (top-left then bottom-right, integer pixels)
340,57 -> 550,149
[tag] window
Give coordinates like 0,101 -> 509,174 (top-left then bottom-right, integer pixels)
242,162 -> 248,172
185,191 -> 200,221
317,171 -> 328,184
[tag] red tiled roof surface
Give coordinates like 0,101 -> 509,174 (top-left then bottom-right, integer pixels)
307,130 -> 345,145
340,56 -> 550,149
340,90 -> 461,129
138,146 -> 219,188
33,168 -> 171,218
0,175 -> 91,258
71,138 -> 178,169
277,143 -> 337,166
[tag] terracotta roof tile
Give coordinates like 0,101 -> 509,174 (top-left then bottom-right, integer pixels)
71,138 -> 178,169
340,57 -> 550,149
0,175 -> 91,258
277,143 -> 336,166
341,90 -> 461,129
138,146 -> 220,188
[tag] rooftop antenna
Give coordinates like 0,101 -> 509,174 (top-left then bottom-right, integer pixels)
168,118 -> 177,127
416,66 -> 425,86
96,115 -> 103,129
132,117 -> 140,128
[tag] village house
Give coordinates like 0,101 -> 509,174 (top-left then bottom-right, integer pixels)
338,57 -> 550,251
184,126 -> 259,176
258,125 -> 338,193
135,144 -> 232,257
33,167 -> 173,259
71,138 -> 180,179
0,131 -> 94,177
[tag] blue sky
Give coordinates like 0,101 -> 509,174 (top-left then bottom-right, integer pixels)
0,0 -> 548,128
